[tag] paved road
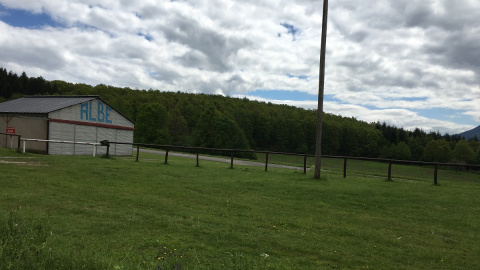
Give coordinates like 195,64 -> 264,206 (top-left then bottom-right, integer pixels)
138,148 -> 307,171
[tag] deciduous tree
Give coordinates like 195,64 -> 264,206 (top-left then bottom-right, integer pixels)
453,140 -> 475,164
134,103 -> 170,144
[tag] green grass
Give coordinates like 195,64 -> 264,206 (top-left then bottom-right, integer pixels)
1,148 -> 480,269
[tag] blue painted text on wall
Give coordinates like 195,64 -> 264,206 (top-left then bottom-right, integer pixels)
80,101 -> 112,123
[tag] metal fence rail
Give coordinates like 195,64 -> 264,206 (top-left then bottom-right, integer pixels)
20,138 -> 101,157
109,141 -> 480,185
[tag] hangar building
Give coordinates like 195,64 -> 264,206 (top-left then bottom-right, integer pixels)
0,96 -> 134,155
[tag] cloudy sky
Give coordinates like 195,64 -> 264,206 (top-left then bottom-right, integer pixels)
1,0 -> 479,134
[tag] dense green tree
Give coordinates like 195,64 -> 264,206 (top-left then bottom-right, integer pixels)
423,139 -> 453,163
359,128 -> 385,157
380,123 -> 398,144
407,139 -> 424,161
339,123 -> 360,156
230,104 -> 255,148
379,145 -> 394,159
468,139 -> 480,153
428,131 -> 442,140
193,106 -> 251,152
134,103 -> 170,144
251,112 -> 273,150
474,151 -> 480,165
321,119 -> 341,155
412,127 -> 424,139
393,142 -> 412,160
397,128 -> 407,143
437,140 -> 453,163
453,140 -> 476,164
19,72 -> 28,93
167,107 -> 189,146
423,140 -> 439,162
0,70 -> 19,98
302,112 -> 317,153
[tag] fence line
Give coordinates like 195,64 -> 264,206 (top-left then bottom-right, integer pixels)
109,141 -> 480,185
20,138 -> 101,157
8,138 -> 479,185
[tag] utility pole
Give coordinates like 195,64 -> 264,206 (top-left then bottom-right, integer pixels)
314,0 -> 329,179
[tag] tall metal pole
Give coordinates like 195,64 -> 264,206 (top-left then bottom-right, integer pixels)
314,0 -> 329,179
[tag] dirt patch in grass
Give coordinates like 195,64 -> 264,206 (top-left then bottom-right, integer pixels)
0,160 -> 46,166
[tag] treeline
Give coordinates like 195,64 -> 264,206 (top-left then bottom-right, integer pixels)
1,67 -> 480,164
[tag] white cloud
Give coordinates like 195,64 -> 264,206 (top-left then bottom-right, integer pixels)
0,0 -> 479,134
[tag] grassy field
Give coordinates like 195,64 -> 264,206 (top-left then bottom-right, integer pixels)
1,148 -> 480,269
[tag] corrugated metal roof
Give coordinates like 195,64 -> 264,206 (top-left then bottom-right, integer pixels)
0,96 -> 98,114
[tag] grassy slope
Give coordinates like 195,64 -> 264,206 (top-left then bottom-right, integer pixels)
1,148 -> 480,269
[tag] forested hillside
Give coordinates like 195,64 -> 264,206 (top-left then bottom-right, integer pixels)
1,67 -> 480,164
460,125 -> 480,141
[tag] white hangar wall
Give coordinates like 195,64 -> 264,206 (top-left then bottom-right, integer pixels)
48,99 -> 134,156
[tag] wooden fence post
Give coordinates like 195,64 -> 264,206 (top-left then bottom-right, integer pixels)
343,158 -> 347,178
388,162 -> 392,181
164,149 -> 169,164
265,152 -> 269,171
304,155 -> 307,174
434,164 -> 438,185
136,145 -> 140,161
230,151 -> 234,169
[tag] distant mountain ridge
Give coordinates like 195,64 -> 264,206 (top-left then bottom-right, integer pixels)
459,125 -> 480,140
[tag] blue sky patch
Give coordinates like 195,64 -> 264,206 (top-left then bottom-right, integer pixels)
286,73 -> 308,80
245,90 -> 317,101
280,22 -> 300,40
138,33 -> 153,41
414,108 -> 473,125
396,97 -> 427,102
0,4 -> 61,28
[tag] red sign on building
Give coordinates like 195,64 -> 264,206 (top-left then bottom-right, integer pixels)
6,127 -> 15,135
